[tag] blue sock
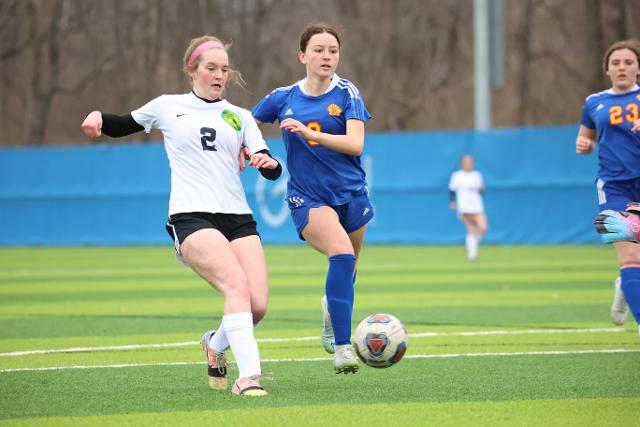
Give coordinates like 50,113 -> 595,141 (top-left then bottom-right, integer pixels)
620,267 -> 640,324
326,254 -> 356,346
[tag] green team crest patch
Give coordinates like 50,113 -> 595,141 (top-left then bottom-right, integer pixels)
222,109 -> 242,131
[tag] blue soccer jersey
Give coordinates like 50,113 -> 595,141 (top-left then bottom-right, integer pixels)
252,75 -> 372,204
580,85 -> 640,181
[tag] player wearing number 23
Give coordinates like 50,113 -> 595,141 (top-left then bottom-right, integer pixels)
576,39 -> 640,335
252,23 -> 373,374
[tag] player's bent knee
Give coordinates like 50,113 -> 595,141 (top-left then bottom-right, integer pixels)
616,242 -> 640,265
221,275 -> 251,301
619,255 -> 640,266
621,257 -> 640,267
327,241 -> 354,256
252,306 -> 267,324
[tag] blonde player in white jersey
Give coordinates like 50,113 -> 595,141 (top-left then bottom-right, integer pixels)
80,35 -> 281,397
448,155 -> 488,262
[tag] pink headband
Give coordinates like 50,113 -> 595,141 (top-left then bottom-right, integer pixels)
187,40 -> 225,66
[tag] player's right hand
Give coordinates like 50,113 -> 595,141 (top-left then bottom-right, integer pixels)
594,209 -> 640,243
81,111 -> 103,138
576,136 -> 595,154
632,119 -> 640,133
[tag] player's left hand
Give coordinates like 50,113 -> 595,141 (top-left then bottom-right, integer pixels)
594,209 -> 640,243
280,118 -> 314,139
632,119 -> 640,133
249,152 -> 279,170
238,146 -> 250,171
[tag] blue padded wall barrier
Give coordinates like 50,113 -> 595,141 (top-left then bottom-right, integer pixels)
0,125 -> 600,245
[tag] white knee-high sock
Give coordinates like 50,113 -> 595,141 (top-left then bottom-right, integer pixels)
222,312 -> 261,378
209,323 -> 229,353
466,234 -> 478,261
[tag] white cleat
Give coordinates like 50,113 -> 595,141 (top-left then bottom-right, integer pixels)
334,344 -> 359,374
611,277 -> 629,326
321,296 -> 335,354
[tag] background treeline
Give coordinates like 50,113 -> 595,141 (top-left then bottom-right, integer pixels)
1,0 -> 639,146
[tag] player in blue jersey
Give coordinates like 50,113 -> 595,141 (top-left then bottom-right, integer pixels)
576,39 -> 640,335
252,23 -> 373,374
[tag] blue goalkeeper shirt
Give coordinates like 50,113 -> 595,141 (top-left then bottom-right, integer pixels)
580,85 -> 640,181
252,75 -> 372,205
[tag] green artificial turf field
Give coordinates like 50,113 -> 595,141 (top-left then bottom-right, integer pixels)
0,245 -> 638,426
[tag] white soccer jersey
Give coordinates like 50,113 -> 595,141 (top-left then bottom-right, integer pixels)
449,170 -> 485,214
131,92 -> 268,215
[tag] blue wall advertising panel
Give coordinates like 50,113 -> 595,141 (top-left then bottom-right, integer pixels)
0,125 -> 599,245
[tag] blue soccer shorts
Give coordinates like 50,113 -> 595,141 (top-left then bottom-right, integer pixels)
287,188 -> 374,240
597,177 -> 640,211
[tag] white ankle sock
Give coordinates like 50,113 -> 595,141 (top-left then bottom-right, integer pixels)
334,344 -> 351,352
465,234 -> 478,260
209,324 -> 229,353
222,312 -> 261,378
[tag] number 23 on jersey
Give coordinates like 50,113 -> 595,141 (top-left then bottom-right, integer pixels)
609,98 -> 640,125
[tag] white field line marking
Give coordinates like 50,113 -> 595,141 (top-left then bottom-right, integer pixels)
409,327 -> 625,338
1,348 -> 639,373
0,327 -> 627,358
1,341 -> 198,357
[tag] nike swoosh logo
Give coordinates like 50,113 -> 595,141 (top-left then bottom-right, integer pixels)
176,113 -> 187,117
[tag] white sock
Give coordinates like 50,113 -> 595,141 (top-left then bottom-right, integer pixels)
466,234 -> 478,261
222,312 -> 261,379
208,323 -> 229,353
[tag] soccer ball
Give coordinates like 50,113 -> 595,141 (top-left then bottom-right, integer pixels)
353,313 -> 408,368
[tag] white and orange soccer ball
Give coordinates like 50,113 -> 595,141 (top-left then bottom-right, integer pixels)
353,313 -> 408,368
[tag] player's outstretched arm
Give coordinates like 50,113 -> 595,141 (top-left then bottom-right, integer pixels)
81,111 -> 143,139
594,206 -> 640,243
279,118 -> 364,156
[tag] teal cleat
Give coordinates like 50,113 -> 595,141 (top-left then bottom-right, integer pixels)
610,277 -> 629,326
321,296 -> 335,354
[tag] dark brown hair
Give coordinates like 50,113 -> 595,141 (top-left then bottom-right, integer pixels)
603,39 -> 640,76
299,23 -> 341,53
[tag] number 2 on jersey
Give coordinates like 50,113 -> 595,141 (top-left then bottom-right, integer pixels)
306,121 -> 321,146
200,127 -> 217,151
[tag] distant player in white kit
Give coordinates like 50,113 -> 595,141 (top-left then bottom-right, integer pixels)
449,155 -> 488,262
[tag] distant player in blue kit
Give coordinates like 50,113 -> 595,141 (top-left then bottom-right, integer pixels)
576,39 -> 640,336
252,23 -> 373,374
